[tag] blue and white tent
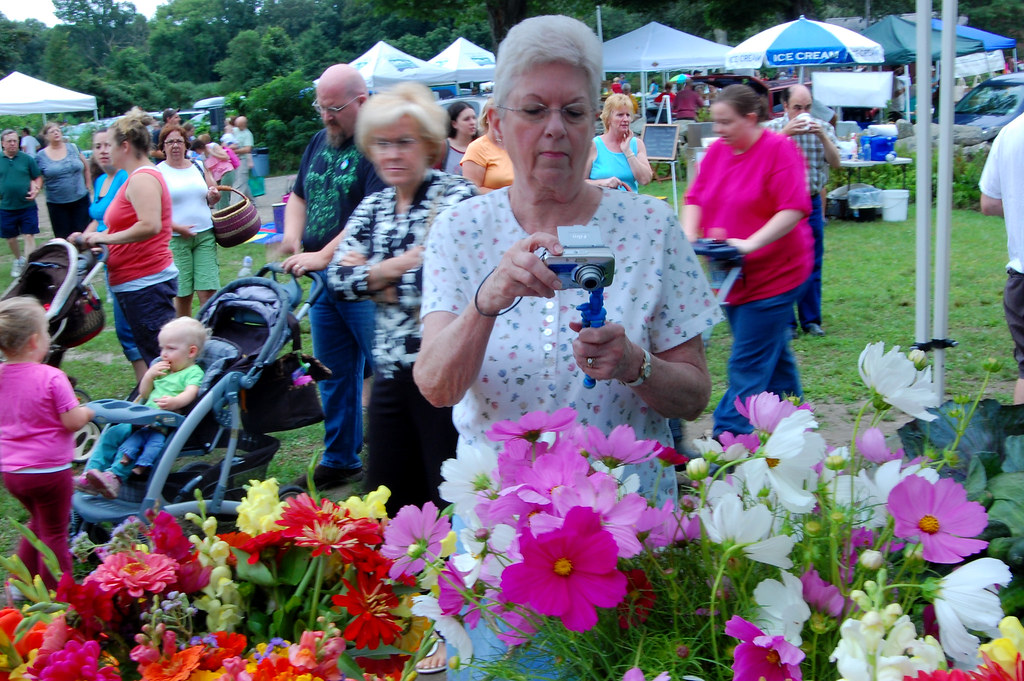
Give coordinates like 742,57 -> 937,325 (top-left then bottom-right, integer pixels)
725,16 -> 885,70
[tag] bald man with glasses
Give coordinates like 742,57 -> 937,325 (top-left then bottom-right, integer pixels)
279,64 -> 386,491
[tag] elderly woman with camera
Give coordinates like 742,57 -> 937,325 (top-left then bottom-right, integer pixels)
327,83 -> 476,517
414,15 -> 721,501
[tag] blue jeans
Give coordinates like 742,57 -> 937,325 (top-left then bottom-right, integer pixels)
115,279 -> 176,366
309,295 -> 374,471
713,287 -> 803,437
106,274 -> 142,363
117,427 -> 167,470
85,423 -> 135,480
793,193 -> 824,329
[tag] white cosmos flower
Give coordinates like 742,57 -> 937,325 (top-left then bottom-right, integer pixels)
699,494 -> 796,569
412,594 -> 474,661
453,516 -> 516,587
439,445 -> 499,518
858,342 -> 939,420
738,410 -> 825,513
754,571 -> 811,645
933,557 -> 1012,664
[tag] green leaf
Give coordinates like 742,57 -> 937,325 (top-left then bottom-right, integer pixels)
965,455 -> 988,500
988,472 -> 1024,502
1004,435 -> 1024,472
1000,577 -> 1024,617
278,548 -> 310,586
337,652 -> 367,681
988,499 -> 1024,538
230,548 -> 276,587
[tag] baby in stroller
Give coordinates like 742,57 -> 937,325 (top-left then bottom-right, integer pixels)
76,317 -> 207,499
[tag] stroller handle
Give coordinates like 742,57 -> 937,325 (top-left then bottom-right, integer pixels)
258,263 -> 325,318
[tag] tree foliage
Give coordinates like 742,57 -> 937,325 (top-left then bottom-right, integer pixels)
52,0 -> 147,67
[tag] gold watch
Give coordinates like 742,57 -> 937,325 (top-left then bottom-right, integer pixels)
622,348 -> 652,387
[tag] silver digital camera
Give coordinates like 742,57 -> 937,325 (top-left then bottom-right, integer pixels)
540,225 -> 615,291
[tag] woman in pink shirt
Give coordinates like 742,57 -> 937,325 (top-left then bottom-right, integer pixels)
683,84 -> 812,437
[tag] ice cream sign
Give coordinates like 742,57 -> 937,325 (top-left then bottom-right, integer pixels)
766,48 -> 847,65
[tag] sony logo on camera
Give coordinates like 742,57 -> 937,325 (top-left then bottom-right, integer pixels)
540,225 -> 615,291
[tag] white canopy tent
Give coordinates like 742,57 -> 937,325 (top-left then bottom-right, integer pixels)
429,38 -> 496,83
352,42 -> 455,91
0,72 -> 97,120
602,22 -> 731,73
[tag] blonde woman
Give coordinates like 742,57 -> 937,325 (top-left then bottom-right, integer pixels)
585,92 -> 653,191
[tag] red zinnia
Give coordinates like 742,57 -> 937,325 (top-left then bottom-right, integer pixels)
278,494 -> 382,559
617,568 -> 656,628
331,569 -> 403,650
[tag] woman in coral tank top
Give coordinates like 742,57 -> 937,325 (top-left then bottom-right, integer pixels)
77,108 -> 176,365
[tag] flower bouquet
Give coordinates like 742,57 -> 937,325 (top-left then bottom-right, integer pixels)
0,483 -> 441,680
392,343 -> 1021,680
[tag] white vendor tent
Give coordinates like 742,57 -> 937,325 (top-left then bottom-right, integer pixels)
0,71 -> 97,117
602,22 -> 731,73
352,42 -> 454,91
811,71 -> 894,108
429,38 -> 496,83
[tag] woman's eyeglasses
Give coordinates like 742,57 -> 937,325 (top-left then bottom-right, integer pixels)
496,104 -> 591,125
164,139 -> 187,145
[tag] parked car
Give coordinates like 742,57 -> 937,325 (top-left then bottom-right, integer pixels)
436,95 -> 490,118
952,72 -> 1024,141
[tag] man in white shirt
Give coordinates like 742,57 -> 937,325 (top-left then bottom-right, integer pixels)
980,113 -> 1024,403
232,116 -> 255,199
19,128 -> 39,155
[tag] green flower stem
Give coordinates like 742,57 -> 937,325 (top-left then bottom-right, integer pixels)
946,369 -> 992,457
291,553 -> 319,603
708,544 -> 740,665
307,555 -> 326,630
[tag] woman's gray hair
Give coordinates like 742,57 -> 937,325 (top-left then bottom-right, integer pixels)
355,82 -> 448,167
493,15 -> 603,110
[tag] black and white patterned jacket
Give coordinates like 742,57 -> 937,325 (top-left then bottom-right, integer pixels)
328,169 -> 476,378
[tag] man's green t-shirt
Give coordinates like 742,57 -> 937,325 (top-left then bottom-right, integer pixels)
146,364 -> 204,408
0,152 -> 40,211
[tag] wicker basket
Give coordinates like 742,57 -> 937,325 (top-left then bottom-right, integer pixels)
212,186 -> 262,247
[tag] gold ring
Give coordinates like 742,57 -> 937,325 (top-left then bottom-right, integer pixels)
586,357 -> 595,368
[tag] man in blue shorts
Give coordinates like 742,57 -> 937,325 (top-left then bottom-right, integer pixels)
0,129 -> 42,278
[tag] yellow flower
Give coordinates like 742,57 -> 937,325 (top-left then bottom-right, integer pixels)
440,530 -> 456,557
236,479 -> 285,535
340,485 -> 391,520
980,616 -> 1024,673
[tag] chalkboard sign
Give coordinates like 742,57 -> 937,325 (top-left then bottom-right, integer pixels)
642,124 -> 680,161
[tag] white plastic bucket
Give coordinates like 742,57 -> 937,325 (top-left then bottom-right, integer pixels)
881,189 -> 910,222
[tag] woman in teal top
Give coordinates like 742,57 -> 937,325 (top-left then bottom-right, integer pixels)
83,130 -> 145,382
586,93 -> 653,192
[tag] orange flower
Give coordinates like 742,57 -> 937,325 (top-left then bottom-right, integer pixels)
140,645 -> 204,681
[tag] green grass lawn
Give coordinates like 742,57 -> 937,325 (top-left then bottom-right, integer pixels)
0,183 -> 1014,560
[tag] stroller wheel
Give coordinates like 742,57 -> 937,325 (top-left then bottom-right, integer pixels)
277,485 -> 306,501
72,421 -> 101,464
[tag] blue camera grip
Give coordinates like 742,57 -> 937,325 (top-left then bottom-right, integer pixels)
578,288 -> 606,390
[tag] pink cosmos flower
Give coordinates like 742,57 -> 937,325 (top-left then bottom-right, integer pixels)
381,501 -> 451,579
735,392 -> 806,433
800,568 -> 846,617
580,424 -> 657,467
888,475 -> 988,563
623,668 -> 670,681
718,431 -> 761,456
541,472 -> 648,558
500,506 -> 627,632
725,615 -> 805,681
487,407 -> 577,443
856,427 -> 903,463
86,550 -> 177,598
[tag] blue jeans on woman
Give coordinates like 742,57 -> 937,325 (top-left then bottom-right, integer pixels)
713,287 -> 803,437
309,295 -> 375,472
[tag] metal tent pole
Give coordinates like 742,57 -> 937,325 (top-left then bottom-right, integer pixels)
914,0 -> 933,364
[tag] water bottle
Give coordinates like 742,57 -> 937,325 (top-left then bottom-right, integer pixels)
238,256 -> 253,278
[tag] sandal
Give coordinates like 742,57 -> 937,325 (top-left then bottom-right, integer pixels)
415,638 -> 447,675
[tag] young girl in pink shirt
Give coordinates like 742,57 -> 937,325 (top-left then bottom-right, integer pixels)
0,297 -> 94,589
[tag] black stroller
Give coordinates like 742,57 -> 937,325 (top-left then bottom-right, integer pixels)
1,238 -> 106,370
72,268 -> 326,526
